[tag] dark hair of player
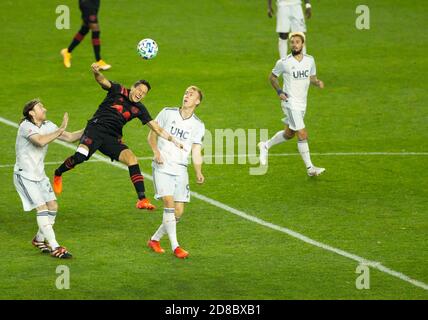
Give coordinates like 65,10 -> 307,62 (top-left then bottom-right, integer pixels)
21,98 -> 41,124
133,79 -> 151,91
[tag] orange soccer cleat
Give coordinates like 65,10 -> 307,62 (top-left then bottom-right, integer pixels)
147,240 -> 165,254
136,198 -> 156,210
53,175 -> 62,194
174,247 -> 189,259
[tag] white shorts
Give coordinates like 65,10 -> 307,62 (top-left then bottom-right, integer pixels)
276,4 -> 306,33
152,169 -> 190,203
14,174 -> 56,211
281,101 -> 306,131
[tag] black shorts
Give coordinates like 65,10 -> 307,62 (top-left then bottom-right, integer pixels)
80,123 -> 128,161
79,0 -> 100,25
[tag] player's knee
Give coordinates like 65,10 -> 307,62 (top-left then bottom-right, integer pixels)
36,204 -> 48,212
89,23 -> 99,31
121,149 -> 137,165
175,206 -> 184,217
285,128 -> 295,139
162,197 -> 175,208
297,130 -> 308,140
279,33 -> 288,40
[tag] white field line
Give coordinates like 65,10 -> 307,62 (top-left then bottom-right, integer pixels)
1,116 -> 426,291
136,152 -> 428,160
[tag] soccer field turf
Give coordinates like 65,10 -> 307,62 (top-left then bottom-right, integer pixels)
0,0 -> 427,299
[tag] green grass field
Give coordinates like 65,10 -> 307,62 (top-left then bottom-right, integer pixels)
0,0 -> 427,299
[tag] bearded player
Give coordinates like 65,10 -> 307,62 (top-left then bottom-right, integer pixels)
259,32 -> 325,176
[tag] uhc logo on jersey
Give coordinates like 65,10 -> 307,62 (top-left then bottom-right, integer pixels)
292,69 -> 310,80
170,126 -> 190,140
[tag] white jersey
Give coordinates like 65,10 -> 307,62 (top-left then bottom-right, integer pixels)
272,53 -> 316,110
152,107 -> 205,175
277,0 -> 302,6
14,120 -> 58,181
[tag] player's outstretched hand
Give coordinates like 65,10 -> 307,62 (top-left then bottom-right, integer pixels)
196,172 -> 205,184
59,112 -> 69,133
279,92 -> 288,101
268,7 -> 274,18
91,63 -> 101,74
153,152 -> 164,165
318,80 -> 324,89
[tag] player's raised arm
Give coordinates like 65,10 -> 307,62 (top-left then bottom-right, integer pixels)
146,120 -> 184,150
58,128 -> 84,143
191,144 -> 204,184
310,75 -> 324,88
269,73 -> 288,100
91,63 -> 111,90
29,113 -> 68,147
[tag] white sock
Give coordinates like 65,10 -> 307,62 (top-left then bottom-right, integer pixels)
278,38 -> 288,59
162,208 -> 179,251
266,131 -> 287,149
48,211 -> 56,226
37,211 -> 60,249
297,139 -> 313,168
151,224 -> 166,242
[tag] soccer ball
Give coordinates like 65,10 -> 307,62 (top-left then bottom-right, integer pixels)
137,38 -> 158,60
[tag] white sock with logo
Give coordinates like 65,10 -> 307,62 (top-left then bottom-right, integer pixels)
36,211 -> 59,249
266,131 -> 288,149
297,139 -> 313,168
279,38 -> 288,59
163,208 -> 179,251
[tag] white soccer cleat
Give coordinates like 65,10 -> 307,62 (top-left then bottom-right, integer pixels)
258,141 -> 268,165
307,166 -> 325,177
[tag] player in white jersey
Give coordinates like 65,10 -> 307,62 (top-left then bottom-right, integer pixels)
259,33 -> 325,176
14,99 -> 83,258
147,86 -> 205,259
268,0 -> 312,59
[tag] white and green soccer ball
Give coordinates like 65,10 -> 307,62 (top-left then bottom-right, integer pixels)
137,38 -> 158,60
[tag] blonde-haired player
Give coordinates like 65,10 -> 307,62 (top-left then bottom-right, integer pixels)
147,86 -> 205,259
14,99 -> 83,258
268,0 -> 312,59
259,33 -> 325,176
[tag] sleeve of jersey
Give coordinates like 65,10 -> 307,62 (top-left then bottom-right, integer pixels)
272,59 -> 285,77
138,105 -> 153,125
20,121 -> 39,139
310,59 -> 317,76
192,123 -> 205,145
